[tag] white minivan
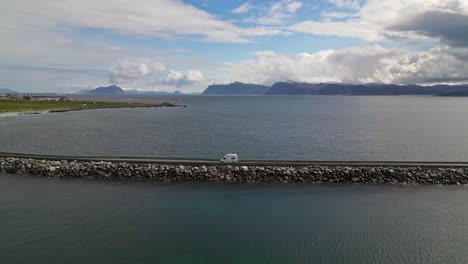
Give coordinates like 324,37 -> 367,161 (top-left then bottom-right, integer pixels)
221,154 -> 238,163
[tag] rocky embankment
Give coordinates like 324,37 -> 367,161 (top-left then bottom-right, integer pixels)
1,157 -> 468,185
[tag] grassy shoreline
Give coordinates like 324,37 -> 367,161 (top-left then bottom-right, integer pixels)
0,99 -> 177,114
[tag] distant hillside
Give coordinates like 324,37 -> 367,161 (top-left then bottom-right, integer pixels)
202,82 -> 270,95
203,82 -> 468,96
85,85 -> 126,95
267,82 -> 468,95
125,89 -> 186,95
0,88 -> 19,94
78,85 -> 186,95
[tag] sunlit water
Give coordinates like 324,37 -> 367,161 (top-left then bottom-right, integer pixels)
2,95 -> 468,161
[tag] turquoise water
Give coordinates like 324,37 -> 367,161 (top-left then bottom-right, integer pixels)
1,174 -> 467,263
1,95 -> 468,161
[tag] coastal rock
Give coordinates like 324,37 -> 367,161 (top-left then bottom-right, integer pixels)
0,157 -> 468,185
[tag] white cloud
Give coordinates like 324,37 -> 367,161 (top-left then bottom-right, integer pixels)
161,70 -> 205,86
232,2 -> 254,14
5,46 -> 468,93
0,65 -> 109,93
2,0 -> 467,93
247,0 -> 303,25
328,0 -> 361,10
290,0 -> 468,45
0,0 -> 288,93
321,11 -> 359,19
290,20 -> 382,41
110,59 -> 164,83
1,0 -> 285,45
109,59 -> 206,89
0,32 -> 126,68
223,46 -> 468,85
284,1 -> 303,13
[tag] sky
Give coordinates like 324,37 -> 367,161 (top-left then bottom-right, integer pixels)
1,0 -> 468,93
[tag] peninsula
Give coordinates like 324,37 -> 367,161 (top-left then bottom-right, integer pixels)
0,95 -> 177,115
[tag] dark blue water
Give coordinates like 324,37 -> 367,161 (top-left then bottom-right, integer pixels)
1,174 -> 467,264
1,95 -> 468,160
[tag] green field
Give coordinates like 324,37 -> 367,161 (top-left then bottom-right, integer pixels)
0,99 -> 167,113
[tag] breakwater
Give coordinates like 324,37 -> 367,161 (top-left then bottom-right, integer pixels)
1,157 -> 468,185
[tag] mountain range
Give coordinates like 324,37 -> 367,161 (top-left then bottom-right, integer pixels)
77,85 -> 188,95
201,82 -> 468,96
202,82 -> 270,95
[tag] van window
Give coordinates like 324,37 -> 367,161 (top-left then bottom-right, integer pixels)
231,157 -> 236,159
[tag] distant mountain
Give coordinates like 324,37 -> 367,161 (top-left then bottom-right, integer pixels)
202,82 -> 270,95
85,85 -> 126,95
0,88 -> 19,94
124,89 -> 186,95
202,82 -> 468,96
266,82 -> 468,95
78,85 -> 187,95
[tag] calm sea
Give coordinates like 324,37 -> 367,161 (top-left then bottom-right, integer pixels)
1,174 -> 467,264
1,95 -> 468,161
2,95 -> 468,263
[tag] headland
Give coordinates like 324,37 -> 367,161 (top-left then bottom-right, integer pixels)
0,95 -> 179,117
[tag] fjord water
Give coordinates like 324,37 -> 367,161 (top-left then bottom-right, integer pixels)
2,96 -> 468,264
2,95 -> 468,161
1,174 -> 468,264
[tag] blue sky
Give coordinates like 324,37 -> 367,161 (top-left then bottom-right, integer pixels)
1,0 -> 468,92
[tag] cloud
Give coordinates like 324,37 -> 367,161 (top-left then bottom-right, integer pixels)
1,65 -> 107,75
161,70 -> 205,86
290,20 -> 382,41
0,33 -> 126,68
0,65 -> 109,93
232,2 -> 254,14
389,10 -> 468,47
5,46 -> 468,93
328,0 -> 361,10
246,0 -> 303,25
2,0 -> 467,93
321,11 -> 359,19
223,45 -> 468,85
109,59 -> 206,89
110,59 -> 165,83
0,60 -> 207,92
290,0 -> 468,46
1,0 -> 284,44
283,0 -> 303,13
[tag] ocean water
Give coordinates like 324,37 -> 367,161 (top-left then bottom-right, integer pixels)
2,95 -> 468,264
1,95 -> 468,160
0,174 -> 467,264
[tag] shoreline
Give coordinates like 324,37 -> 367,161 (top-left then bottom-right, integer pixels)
0,102 -> 181,118
1,156 -> 468,185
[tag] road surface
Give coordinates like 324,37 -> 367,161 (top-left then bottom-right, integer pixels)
2,152 -> 468,167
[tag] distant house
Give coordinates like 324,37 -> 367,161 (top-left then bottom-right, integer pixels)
29,95 -> 69,101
